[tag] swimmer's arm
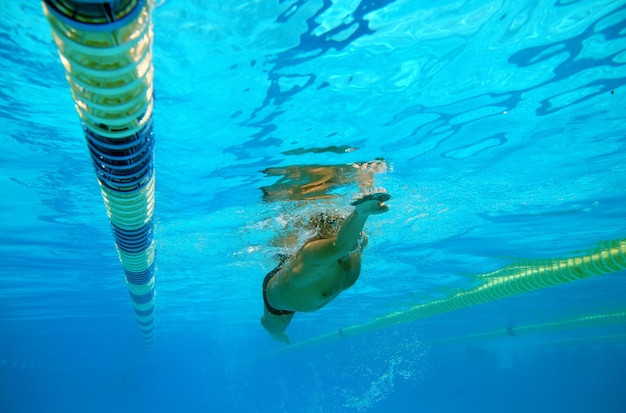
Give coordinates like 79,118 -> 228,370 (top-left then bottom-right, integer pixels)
302,200 -> 388,264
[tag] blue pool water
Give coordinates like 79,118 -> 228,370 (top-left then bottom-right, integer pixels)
1,0 -> 625,412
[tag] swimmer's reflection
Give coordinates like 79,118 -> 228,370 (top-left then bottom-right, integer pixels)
260,191 -> 392,344
260,158 -> 388,202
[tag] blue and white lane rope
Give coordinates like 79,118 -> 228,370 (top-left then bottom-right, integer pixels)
43,0 -> 156,344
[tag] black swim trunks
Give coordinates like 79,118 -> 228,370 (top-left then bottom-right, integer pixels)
262,256 -> 295,316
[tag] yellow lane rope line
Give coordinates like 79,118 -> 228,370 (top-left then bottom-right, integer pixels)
271,239 -> 626,353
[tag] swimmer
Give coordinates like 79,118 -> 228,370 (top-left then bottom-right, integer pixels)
261,192 -> 391,343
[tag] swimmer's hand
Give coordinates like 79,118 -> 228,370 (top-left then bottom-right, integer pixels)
352,192 -> 391,216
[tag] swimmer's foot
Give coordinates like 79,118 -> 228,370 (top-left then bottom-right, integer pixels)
350,192 -> 391,206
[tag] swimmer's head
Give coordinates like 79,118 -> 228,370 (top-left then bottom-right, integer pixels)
306,212 -> 345,240
269,210 -> 346,250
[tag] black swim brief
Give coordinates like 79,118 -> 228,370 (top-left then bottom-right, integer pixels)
262,259 -> 295,316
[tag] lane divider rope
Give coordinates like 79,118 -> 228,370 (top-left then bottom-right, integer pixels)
43,0 -> 157,344
273,239 -> 626,353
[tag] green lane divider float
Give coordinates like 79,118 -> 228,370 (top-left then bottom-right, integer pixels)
43,0 -> 157,344
279,239 -> 626,352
